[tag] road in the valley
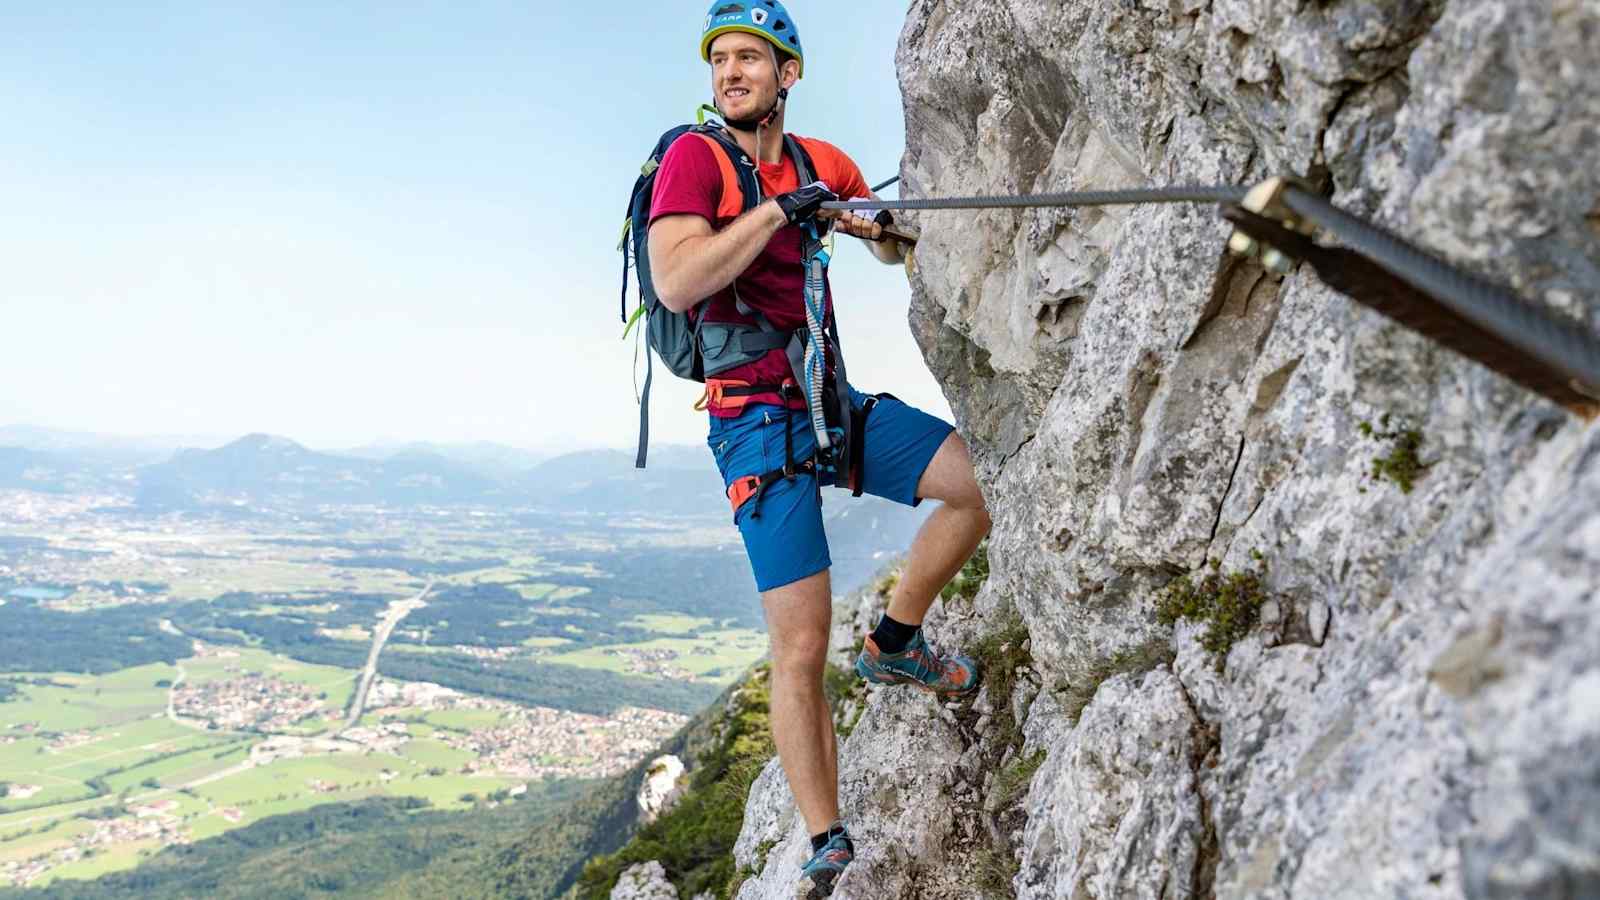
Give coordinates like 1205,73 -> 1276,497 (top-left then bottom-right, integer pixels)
341,580 -> 433,731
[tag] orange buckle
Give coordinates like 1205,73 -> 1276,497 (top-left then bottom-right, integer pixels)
706,378 -> 754,414
727,475 -> 762,514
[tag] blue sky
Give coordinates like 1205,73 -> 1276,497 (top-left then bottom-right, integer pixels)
0,2 -> 947,451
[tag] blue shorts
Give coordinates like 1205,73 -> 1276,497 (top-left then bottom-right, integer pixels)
707,385 -> 955,592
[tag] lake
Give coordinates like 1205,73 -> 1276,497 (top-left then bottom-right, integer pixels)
6,586 -> 71,600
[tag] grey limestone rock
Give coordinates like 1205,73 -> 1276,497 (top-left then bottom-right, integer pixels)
730,0 -> 1600,897
611,860 -> 678,900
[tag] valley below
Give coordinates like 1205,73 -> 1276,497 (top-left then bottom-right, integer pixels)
0,437 -> 925,893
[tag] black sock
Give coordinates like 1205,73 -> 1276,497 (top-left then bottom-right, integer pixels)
810,822 -> 848,853
870,614 -> 920,655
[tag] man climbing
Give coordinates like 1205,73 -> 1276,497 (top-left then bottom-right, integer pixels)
646,2 -> 991,893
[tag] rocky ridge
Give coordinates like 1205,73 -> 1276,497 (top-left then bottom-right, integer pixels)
729,0 -> 1600,898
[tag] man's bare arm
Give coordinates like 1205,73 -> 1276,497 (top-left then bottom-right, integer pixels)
648,203 -> 787,313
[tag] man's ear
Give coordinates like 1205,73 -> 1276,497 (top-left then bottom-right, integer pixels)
779,58 -> 801,90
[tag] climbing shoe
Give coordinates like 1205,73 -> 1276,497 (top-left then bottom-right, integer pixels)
799,827 -> 854,898
855,630 -> 980,696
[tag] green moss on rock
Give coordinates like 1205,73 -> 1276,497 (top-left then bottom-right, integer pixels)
1358,414 -> 1427,494
1155,554 -> 1272,668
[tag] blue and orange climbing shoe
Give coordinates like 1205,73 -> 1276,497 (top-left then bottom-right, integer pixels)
855,630 -> 980,696
799,825 -> 854,898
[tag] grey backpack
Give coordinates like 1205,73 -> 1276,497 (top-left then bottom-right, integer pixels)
619,124 -> 822,468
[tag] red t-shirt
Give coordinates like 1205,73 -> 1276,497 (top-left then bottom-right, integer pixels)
648,132 -> 870,416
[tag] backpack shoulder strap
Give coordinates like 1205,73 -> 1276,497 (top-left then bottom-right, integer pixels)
784,135 -> 821,191
691,126 -> 762,219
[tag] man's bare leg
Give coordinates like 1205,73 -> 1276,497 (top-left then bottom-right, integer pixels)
887,432 -> 991,626
761,434 -> 987,834
762,568 -> 839,835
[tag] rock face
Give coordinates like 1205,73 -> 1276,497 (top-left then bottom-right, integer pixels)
636,754 -> 686,825
611,861 -> 678,900
732,0 -> 1600,898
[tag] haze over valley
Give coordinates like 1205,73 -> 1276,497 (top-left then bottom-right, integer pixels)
0,427 -> 924,892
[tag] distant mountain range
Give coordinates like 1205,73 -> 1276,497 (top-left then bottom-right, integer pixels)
0,425 -> 228,462
0,429 -> 922,543
123,434 -> 728,515
0,445 -> 132,494
339,439 -> 553,477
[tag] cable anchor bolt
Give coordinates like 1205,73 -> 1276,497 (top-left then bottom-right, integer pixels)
1227,176 -> 1317,276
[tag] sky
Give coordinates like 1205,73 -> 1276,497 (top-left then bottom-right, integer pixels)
0,1 -> 948,452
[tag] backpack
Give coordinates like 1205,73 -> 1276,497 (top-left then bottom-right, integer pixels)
619,119 -> 828,469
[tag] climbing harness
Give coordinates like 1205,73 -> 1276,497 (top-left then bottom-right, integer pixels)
821,179 -> 1600,420
722,387 -> 886,520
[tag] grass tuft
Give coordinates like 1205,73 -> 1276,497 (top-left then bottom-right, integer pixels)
994,749 -> 1047,808
972,845 -> 1020,898
939,541 -> 990,603
967,614 -> 1033,753
1154,552 -> 1272,669
870,569 -> 901,600
1060,638 -> 1175,724
1358,414 -> 1427,494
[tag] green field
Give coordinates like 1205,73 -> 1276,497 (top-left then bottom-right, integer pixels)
409,709 -> 509,733
396,738 -> 477,770
0,664 -> 177,734
513,583 -> 559,601
0,654 -> 535,890
542,627 -> 767,682
180,647 -> 359,720
625,613 -> 715,633
157,555 -> 422,601
439,567 -> 533,587
31,838 -> 160,888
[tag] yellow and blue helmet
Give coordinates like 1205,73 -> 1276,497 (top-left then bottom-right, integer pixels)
701,1 -> 804,77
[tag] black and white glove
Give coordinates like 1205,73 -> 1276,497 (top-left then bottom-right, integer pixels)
775,181 -> 838,226
839,197 -> 895,240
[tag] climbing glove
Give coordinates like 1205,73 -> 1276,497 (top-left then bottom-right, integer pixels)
837,196 -> 892,241
775,180 -> 838,226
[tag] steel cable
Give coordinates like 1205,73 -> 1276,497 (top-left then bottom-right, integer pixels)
1281,187 -> 1600,395
821,184 -> 1247,212
815,179 -> 1599,411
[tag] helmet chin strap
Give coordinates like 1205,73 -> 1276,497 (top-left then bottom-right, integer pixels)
721,86 -> 785,133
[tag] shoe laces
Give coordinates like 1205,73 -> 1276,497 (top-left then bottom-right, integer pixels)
907,637 -> 945,683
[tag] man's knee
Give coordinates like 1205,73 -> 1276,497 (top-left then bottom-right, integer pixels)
762,570 -> 832,681
769,631 -> 829,681
920,432 -> 988,513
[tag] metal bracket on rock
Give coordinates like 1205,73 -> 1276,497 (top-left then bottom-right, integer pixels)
1226,176 -> 1317,276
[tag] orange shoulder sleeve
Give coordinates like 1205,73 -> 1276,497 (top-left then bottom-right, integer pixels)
793,137 -> 870,200
693,134 -> 747,221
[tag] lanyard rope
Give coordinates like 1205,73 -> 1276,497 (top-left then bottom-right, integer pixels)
801,223 -> 834,452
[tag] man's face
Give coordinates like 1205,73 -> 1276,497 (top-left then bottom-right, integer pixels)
708,31 -> 790,121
